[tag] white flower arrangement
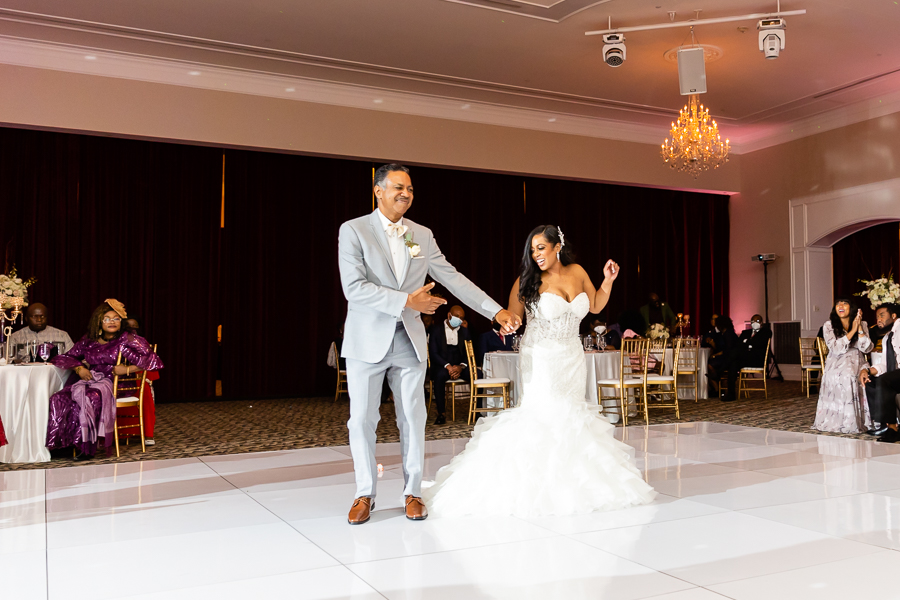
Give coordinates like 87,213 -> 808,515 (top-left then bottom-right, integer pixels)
856,274 -> 900,310
646,323 -> 670,340
0,266 -> 36,309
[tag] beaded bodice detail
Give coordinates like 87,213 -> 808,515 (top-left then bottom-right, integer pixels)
521,292 -> 590,345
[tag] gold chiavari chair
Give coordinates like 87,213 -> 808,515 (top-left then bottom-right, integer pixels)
598,338 -> 650,426
463,340 -> 511,425
646,338 -> 681,419
799,337 -> 823,397
737,341 -> 770,399
112,344 -> 153,457
675,337 -> 701,401
332,342 -> 349,402
428,344 -> 469,420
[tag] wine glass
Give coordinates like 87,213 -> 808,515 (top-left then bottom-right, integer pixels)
39,343 -> 52,363
599,336 -> 607,352
29,340 -> 38,363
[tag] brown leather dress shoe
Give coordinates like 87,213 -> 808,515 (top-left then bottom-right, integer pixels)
405,495 -> 428,520
348,497 -> 374,525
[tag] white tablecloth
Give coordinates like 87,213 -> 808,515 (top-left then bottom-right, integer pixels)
0,364 -> 69,463
483,347 -> 710,423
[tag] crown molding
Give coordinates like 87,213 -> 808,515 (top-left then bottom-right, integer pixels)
1,36 -> 898,155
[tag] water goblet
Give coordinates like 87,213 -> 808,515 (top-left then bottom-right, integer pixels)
39,342 -> 52,363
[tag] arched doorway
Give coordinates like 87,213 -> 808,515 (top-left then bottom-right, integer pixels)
790,177 -> 900,335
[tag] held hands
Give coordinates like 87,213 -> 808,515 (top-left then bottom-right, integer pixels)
406,282 -> 447,315
447,365 -> 463,379
494,309 -> 522,335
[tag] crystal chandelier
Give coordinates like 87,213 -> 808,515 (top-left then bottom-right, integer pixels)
660,95 -> 730,178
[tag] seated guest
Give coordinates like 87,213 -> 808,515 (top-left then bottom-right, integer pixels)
10,303 -> 74,363
869,312 -> 893,355
721,314 -> 772,402
702,313 -> 722,350
813,299 -> 872,433
705,316 -> 739,396
859,303 -> 900,438
476,319 -> 514,365
119,314 -> 160,446
429,305 -> 471,425
48,299 -> 163,459
639,293 -> 677,334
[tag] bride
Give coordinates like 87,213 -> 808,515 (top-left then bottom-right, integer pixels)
423,225 -> 656,518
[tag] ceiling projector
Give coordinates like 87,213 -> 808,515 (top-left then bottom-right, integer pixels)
758,18 -> 786,59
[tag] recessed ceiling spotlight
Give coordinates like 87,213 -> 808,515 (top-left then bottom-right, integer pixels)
461,104 -> 471,110
548,118 -> 557,122
188,71 -> 201,76
84,55 -> 97,60
373,99 -> 384,104
285,87 -> 295,92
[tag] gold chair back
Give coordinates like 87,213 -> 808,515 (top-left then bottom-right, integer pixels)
675,337 -> 701,402
112,344 -> 154,456
333,342 -> 349,402
799,337 -> 824,397
463,339 -> 511,425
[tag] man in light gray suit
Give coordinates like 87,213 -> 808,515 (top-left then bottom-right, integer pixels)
338,164 -> 521,524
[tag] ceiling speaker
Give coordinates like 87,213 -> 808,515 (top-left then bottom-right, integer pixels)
677,47 -> 707,95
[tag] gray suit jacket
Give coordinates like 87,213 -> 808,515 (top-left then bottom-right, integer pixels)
339,209 -> 503,364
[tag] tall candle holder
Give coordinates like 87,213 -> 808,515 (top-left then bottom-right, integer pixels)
675,313 -> 691,338
0,294 -> 25,363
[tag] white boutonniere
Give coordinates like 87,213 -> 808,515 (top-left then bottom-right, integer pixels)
404,232 -> 421,258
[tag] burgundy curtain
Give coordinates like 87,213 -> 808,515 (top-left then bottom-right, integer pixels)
833,221 -> 900,323
2,126 -> 730,400
0,127 -> 222,400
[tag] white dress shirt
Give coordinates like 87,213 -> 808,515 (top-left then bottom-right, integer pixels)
376,208 -> 409,286
870,319 -> 900,375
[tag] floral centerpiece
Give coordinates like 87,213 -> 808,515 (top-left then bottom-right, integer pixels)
646,323 -> 670,340
0,266 -> 36,309
856,275 -> 900,310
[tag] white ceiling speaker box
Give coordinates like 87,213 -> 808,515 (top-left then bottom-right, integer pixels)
677,47 -> 707,95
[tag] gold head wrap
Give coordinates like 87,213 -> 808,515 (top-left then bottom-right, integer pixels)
104,298 -> 127,319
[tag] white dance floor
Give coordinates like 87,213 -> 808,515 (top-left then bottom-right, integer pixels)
5,422 -> 900,599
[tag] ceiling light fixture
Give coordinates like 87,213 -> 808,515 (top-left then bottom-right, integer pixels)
660,95 -> 730,178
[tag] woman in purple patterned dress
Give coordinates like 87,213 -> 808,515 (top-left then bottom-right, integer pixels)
813,298 -> 872,434
48,299 -> 163,459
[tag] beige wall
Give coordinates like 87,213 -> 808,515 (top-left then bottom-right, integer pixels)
733,111 -> 900,325
0,63 -> 741,193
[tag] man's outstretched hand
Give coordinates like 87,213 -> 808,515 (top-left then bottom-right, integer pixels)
406,282 -> 447,314
495,309 -> 522,335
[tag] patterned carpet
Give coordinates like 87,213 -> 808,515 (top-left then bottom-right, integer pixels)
0,381 -> 877,471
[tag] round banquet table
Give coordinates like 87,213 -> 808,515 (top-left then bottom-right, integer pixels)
483,347 -> 709,424
0,364 -> 69,463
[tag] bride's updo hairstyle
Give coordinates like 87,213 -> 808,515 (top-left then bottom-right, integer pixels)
518,224 -> 576,310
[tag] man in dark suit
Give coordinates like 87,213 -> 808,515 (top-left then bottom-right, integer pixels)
476,320 -> 514,365
429,305 -> 472,425
723,314 -> 771,402
860,303 -> 900,438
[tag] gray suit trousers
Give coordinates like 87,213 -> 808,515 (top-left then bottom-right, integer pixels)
346,322 -> 427,498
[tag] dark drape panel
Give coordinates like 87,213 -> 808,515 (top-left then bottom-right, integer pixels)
833,221 -> 900,322
0,127 -> 222,400
219,150 -> 372,399
520,177 -> 730,334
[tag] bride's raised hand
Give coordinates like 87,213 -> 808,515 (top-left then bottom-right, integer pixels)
603,260 -> 620,282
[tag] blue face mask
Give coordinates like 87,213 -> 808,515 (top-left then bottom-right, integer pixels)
449,316 -> 462,328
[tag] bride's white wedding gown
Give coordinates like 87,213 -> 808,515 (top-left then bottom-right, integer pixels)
423,292 -> 656,518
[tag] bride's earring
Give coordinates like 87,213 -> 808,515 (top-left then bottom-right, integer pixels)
556,252 -> 560,261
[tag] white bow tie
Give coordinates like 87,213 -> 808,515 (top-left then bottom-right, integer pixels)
386,223 -> 408,238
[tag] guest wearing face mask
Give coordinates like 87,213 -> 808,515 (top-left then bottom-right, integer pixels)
476,319 -> 515,366
428,305 -> 472,425
722,314 -> 772,402
639,293 -> 677,334
859,303 -> 900,438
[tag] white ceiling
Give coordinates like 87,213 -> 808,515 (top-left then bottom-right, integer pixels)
1,0 -> 899,151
